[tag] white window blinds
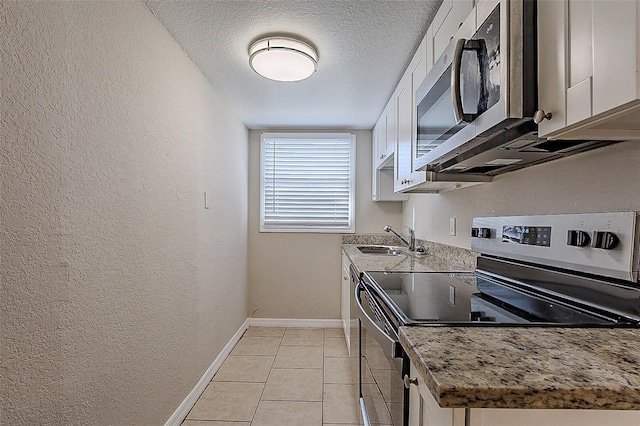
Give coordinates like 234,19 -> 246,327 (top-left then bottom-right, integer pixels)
260,133 -> 356,233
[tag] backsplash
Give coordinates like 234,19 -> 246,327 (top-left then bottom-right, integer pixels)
417,239 -> 478,271
341,233 -> 403,246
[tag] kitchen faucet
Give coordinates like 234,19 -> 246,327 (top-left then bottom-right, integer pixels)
383,225 -> 415,251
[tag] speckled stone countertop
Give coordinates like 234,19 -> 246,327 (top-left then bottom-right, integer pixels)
399,326 -> 640,410
341,234 -> 477,273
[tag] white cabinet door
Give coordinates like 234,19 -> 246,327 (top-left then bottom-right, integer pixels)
394,72 -> 414,192
372,117 -> 383,201
408,361 -> 464,426
372,108 -> 408,202
429,0 -> 476,66
374,97 -> 395,170
537,0 -> 640,139
537,0 -> 568,136
395,37 -> 427,192
469,408 -> 640,426
592,0 -> 638,115
373,115 -> 385,171
340,251 -> 350,349
425,26 -> 434,75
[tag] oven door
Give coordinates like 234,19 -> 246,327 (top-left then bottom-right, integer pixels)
356,282 -> 408,426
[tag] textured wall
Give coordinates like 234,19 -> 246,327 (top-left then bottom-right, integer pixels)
1,1 -> 248,424
247,129 -> 402,319
403,141 -> 640,248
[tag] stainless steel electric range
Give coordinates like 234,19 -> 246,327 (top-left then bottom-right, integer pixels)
355,212 -> 640,426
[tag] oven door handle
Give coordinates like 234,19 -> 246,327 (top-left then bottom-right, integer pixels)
355,282 -> 402,359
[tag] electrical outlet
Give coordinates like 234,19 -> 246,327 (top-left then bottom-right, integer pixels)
449,217 -> 456,236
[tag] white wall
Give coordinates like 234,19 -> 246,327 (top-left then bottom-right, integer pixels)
1,2 -> 248,424
247,129 -> 402,319
403,141 -> 640,248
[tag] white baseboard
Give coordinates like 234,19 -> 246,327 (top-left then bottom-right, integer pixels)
249,318 -> 342,328
164,318 -> 250,426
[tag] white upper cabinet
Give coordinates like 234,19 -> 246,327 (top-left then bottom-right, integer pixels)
537,0 -> 640,140
372,96 -> 408,202
429,0 -> 475,67
373,0 -> 489,196
374,97 -> 396,170
395,36 -> 428,192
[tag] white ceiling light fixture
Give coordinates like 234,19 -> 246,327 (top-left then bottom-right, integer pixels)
249,36 -> 318,82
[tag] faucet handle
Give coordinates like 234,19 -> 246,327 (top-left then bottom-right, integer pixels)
401,225 -> 415,236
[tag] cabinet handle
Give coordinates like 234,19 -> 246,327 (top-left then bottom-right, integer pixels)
533,109 -> 553,124
403,374 -> 418,389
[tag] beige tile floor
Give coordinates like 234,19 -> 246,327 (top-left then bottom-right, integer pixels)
182,327 -> 361,426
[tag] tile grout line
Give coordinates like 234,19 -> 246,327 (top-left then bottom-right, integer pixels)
185,327 -> 349,425
322,328 -> 326,426
249,328 -> 284,425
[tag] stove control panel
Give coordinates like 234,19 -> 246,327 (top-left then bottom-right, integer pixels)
471,212 -> 639,282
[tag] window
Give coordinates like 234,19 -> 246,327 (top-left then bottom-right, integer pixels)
260,133 -> 356,233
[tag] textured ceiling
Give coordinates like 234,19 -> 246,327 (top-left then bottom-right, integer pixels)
144,0 -> 442,129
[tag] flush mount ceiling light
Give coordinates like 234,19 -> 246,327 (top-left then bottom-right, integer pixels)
249,36 -> 318,82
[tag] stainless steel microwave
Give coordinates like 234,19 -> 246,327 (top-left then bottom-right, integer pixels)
413,0 -> 538,174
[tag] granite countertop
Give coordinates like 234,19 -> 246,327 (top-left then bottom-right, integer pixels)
341,235 -> 477,273
343,244 -> 469,273
400,326 -> 640,410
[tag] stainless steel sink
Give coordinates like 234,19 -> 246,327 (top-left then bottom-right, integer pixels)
357,245 -> 405,256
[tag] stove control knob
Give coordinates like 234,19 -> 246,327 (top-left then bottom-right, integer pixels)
566,230 -> 591,247
591,231 -> 620,250
471,227 -> 491,238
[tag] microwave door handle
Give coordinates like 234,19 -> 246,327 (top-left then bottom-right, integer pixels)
452,38 -> 483,123
451,38 -> 467,124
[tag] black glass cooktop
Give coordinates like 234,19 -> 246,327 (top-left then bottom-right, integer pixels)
362,271 -> 637,326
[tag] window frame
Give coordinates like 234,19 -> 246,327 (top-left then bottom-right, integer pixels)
259,132 -> 356,233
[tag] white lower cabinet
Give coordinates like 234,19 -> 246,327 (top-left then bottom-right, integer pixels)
408,360 -> 640,426
341,250 -> 352,351
408,362 -> 465,426
468,408 -> 640,426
